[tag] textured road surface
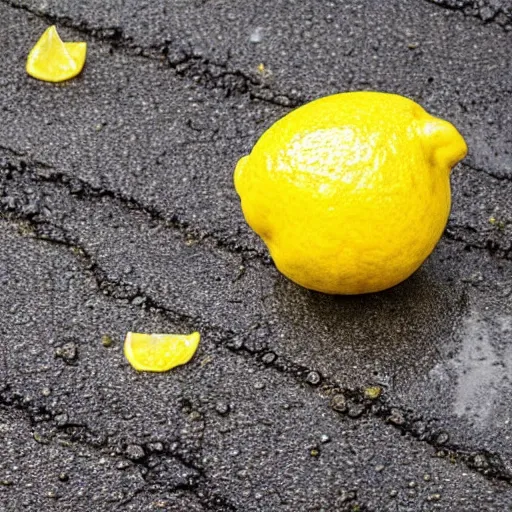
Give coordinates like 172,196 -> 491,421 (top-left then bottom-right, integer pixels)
1,0 -> 512,510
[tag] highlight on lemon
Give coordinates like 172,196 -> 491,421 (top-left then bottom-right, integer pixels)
124,331 -> 200,372
26,25 -> 87,83
234,91 -> 467,295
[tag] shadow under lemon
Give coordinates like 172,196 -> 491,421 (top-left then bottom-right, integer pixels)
267,250 -> 467,393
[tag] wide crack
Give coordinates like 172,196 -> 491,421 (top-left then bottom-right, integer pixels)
0,147 -> 269,264
0,383 -> 238,510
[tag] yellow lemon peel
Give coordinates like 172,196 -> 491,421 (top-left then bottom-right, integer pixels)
234,91 -> 467,295
26,26 -> 87,82
124,332 -> 200,372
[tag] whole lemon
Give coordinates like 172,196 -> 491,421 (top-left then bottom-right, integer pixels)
234,92 -> 467,294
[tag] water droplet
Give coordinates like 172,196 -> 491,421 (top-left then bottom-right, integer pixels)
249,27 -> 264,44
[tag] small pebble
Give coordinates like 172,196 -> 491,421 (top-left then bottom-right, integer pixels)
33,432 -> 48,444
55,413 -> 68,427
147,442 -> 164,453
387,408 -> 405,426
473,454 -> 488,468
347,403 -> 365,418
131,296 -> 145,306
479,6 -> 495,21
375,465 -> 385,472
436,431 -> 449,445
188,411 -> 202,422
228,336 -> 244,350
125,444 -> 145,461
55,342 -> 77,363
338,490 -> 357,503
330,393 -> 347,412
305,371 -> 321,386
58,472 -> 69,482
215,402 -> 230,416
254,382 -> 265,390
261,352 -> 276,364
320,434 -> 331,444
41,387 -> 51,397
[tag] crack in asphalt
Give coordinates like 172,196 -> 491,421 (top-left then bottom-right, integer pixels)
1,0 -> 128,43
0,389 -> 238,511
164,51 -> 304,108
425,0 -> 512,29
462,160 -> 512,183
444,224 -> 512,261
2,212 -> 512,489
0,147 -> 269,264
1,0 -> 303,108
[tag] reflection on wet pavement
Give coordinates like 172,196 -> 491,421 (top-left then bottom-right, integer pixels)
452,309 -> 512,426
429,298 -> 512,446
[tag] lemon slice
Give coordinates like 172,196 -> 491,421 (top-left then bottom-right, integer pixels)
124,332 -> 201,372
26,26 -> 87,82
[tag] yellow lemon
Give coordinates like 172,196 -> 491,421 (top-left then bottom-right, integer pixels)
234,92 -> 467,294
26,26 -> 86,82
124,332 -> 200,372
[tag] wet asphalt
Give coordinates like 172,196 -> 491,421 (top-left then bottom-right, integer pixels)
1,0 -> 512,510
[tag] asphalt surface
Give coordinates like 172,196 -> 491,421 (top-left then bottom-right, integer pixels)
1,0 -> 512,510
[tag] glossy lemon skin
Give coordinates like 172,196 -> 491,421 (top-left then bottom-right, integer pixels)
234,92 -> 467,294
26,26 -> 86,83
124,332 -> 200,372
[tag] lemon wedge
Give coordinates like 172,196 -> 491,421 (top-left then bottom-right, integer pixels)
124,332 -> 201,372
26,26 -> 86,82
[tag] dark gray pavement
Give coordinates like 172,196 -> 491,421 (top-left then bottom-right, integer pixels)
1,0 -> 512,510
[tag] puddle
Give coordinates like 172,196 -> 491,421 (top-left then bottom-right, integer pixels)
433,307 -> 512,429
